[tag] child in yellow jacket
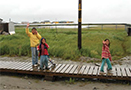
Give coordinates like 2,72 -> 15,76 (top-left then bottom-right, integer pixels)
26,23 -> 42,68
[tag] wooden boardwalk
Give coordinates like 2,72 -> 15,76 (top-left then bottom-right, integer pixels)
0,61 -> 131,81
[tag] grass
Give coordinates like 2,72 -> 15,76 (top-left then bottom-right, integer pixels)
65,78 -> 75,84
0,26 -> 130,60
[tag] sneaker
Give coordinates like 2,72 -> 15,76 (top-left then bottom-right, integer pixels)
53,64 -> 56,66
45,67 -> 50,70
34,64 -> 38,67
37,64 -> 40,66
32,65 -> 35,69
40,68 -> 44,71
95,63 -> 100,67
107,69 -> 113,75
32,65 -> 38,71
99,71 -> 106,75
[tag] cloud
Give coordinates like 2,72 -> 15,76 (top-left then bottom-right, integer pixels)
0,0 -> 131,23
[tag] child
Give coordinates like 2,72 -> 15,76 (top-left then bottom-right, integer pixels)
26,23 -> 42,68
100,39 -> 112,75
37,38 -> 50,70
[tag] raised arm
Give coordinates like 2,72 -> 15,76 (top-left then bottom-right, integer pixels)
103,40 -> 106,44
25,23 -> 31,37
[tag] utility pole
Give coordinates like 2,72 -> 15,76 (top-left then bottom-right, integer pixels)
78,0 -> 82,50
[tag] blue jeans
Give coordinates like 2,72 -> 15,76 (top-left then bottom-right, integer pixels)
31,47 -> 38,65
100,58 -> 112,72
40,55 -> 48,69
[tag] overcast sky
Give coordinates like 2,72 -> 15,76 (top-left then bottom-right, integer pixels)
0,0 -> 131,23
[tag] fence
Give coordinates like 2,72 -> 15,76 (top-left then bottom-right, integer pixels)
15,23 -> 131,31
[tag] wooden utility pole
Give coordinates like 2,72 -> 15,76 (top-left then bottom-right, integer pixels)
78,0 -> 82,49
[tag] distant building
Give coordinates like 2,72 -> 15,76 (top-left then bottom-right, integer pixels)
59,21 -> 67,23
0,18 -> 3,23
52,21 -> 59,24
32,21 -> 40,24
52,21 -> 74,24
0,22 -> 15,35
67,21 -> 74,23
21,22 -> 29,24
41,20 -> 51,24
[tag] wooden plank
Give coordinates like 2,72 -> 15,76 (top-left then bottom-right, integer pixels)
0,61 -> 6,68
18,62 -> 29,70
55,64 -> 66,73
129,67 -> 131,71
48,61 -> 52,65
1,61 -> 131,81
9,62 -> 22,69
0,61 -> 3,64
26,64 -> 33,71
78,65 -> 83,72
0,63 -> 6,68
48,62 -> 52,70
5,62 -> 16,69
23,63 -> 32,70
0,61 -> 10,68
13,62 -> 29,70
60,64 -> 70,73
12,62 -> 25,69
49,63 -> 58,71
26,62 -> 34,71
112,67 -> 117,76
88,66 -> 94,75
64,65 -> 74,74
2,61 -> 32,70
125,68 -> 131,77
0,61 -> 4,67
104,67 -> 107,76
98,66 -> 108,76
3,62 -> 13,69
10,62 -> 18,68
68,65 -> 78,74
48,63 -> 52,67
92,66 -> 99,76
83,66 -> 90,75
120,67 -> 127,77
78,65 -> 86,74
116,67 -> 122,77
13,62 -> 26,70
96,66 -> 100,76
2,61 -> 13,69
74,65 -> 82,74
8,62 -> 32,70
18,63 -> 28,70
97,67 -> 101,75
30,68 -> 34,71
52,64 -> 62,72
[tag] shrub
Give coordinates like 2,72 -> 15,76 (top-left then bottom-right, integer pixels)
0,27 -> 130,60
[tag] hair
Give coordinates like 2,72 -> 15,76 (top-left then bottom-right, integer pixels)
104,39 -> 110,47
32,27 -> 37,30
41,37 -> 46,43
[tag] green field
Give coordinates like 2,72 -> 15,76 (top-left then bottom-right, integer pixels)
0,26 -> 131,60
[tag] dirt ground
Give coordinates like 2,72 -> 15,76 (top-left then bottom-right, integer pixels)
0,75 -> 131,90
0,56 -> 131,90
